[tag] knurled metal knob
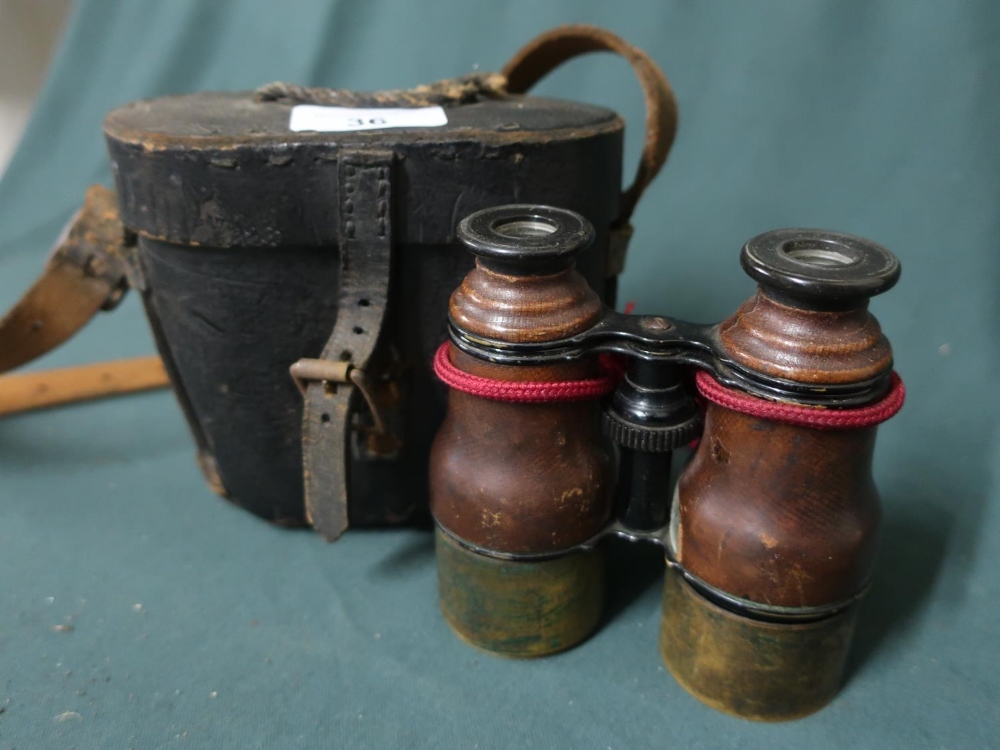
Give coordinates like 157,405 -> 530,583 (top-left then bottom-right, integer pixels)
602,408 -> 702,452
601,361 -> 702,452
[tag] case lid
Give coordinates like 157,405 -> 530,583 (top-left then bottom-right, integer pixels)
104,90 -> 624,248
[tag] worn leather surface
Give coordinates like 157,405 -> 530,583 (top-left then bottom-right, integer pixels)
98,27 -> 675,531
109,90 -> 624,525
104,93 -> 625,248
0,2 -> 996,749
0,185 -> 127,374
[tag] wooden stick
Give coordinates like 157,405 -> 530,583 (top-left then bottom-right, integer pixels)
0,356 -> 170,417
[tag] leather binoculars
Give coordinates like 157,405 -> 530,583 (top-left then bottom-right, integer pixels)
429,204 -> 904,721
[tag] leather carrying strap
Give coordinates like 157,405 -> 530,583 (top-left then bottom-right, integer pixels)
0,185 -> 169,415
0,356 -> 167,417
502,24 -> 679,228
295,150 -> 395,541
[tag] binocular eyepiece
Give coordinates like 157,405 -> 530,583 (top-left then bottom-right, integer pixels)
430,205 -> 903,721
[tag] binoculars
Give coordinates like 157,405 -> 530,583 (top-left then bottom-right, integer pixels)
429,204 -> 904,721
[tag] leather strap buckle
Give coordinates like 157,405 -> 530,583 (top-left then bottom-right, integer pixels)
297,148 -> 397,541
290,358 -> 392,442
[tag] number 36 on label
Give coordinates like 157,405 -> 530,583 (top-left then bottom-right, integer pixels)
289,105 -> 448,132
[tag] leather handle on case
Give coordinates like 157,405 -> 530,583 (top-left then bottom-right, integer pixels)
502,24 -> 679,226
0,185 -> 170,417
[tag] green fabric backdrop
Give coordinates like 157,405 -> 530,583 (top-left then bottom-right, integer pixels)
1,1 -> 997,747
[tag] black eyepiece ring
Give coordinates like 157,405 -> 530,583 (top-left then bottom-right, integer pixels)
741,228 -> 900,305
457,205 -> 595,275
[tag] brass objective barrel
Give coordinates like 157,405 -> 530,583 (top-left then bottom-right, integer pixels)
662,229 -> 902,720
429,205 -> 614,657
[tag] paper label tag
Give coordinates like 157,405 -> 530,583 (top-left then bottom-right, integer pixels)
289,105 -> 448,132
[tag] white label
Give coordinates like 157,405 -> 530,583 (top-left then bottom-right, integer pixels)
289,105 -> 448,132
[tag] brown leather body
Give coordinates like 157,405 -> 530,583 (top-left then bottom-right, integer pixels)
429,260 -> 614,555
430,350 -> 613,555
675,286 -> 891,608
675,408 -> 880,607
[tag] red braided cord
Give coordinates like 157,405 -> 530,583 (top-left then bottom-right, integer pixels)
432,342 -> 619,403
695,369 -> 905,430
433,339 -> 906,426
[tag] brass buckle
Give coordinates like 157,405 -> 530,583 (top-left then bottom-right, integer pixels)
289,358 -> 391,440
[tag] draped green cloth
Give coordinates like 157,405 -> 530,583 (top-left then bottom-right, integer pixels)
1,1 -> 996,747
